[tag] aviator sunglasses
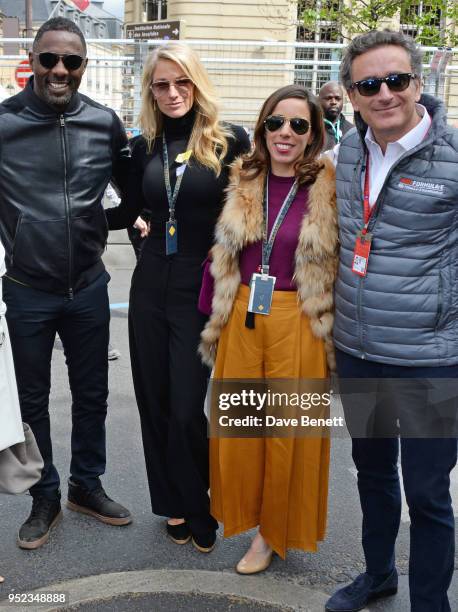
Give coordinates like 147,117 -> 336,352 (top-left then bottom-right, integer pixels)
264,115 -> 310,135
350,72 -> 418,97
36,52 -> 85,71
150,77 -> 194,98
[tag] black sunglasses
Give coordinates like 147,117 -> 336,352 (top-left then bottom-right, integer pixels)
36,52 -> 85,71
264,114 -> 310,135
350,73 -> 417,97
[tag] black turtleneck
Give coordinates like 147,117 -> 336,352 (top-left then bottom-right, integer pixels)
106,110 -> 250,258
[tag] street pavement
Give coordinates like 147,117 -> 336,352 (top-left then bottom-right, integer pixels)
0,253 -> 456,612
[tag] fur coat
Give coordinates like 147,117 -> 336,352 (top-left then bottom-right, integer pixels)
199,156 -> 339,370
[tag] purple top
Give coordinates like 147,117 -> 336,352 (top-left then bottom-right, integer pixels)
239,174 -> 309,290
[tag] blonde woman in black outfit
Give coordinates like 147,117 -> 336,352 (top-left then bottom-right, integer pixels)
106,43 -> 250,552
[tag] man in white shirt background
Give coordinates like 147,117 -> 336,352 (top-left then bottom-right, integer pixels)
326,30 -> 458,612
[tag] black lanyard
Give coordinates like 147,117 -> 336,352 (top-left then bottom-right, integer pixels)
261,173 -> 298,274
162,133 -> 189,222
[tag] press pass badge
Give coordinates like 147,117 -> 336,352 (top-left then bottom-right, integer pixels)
248,273 -> 276,315
166,220 -> 178,255
352,231 -> 372,277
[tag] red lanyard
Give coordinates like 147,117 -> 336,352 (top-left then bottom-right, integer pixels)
351,153 -> 374,277
362,153 -> 373,233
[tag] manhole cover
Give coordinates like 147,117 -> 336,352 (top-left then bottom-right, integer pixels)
62,592 -> 292,611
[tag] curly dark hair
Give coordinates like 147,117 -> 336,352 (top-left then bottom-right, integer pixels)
241,84 -> 324,185
33,17 -> 87,54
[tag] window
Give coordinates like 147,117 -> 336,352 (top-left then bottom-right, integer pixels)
295,1 -> 342,92
147,0 -> 167,21
400,1 -> 444,44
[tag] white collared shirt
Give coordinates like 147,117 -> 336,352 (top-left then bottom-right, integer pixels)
364,104 -> 431,207
327,104 -> 432,207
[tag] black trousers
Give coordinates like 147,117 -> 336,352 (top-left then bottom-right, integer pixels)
4,273 -> 110,498
129,251 -> 217,535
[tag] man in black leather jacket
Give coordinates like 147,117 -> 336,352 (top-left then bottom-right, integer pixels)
0,17 -> 132,550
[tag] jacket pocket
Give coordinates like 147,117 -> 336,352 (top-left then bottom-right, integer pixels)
10,213 -> 23,268
11,217 -> 69,281
71,207 -> 108,277
435,273 -> 443,329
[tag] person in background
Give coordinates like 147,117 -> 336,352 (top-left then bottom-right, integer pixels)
0,17 -> 132,551
200,84 -> 338,573
318,81 -> 353,151
325,30 -> 458,612
106,42 -> 250,553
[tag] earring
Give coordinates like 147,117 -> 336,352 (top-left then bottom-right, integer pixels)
152,97 -> 157,111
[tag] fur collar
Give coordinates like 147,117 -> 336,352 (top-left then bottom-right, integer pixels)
199,156 -> 338,369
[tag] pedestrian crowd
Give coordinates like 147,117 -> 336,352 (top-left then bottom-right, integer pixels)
0,17 -> 456,612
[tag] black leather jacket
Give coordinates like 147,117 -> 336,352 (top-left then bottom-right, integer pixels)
0,79 -> 130,295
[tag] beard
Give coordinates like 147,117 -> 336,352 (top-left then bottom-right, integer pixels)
325,108 -> 340,121
39,77 -> 78,109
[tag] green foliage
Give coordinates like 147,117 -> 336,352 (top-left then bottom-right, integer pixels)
299,0 -> 458,46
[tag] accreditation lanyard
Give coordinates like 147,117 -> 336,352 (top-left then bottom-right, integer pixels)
261,174 -> 299,275
324,118 -> 342,143
247,174 -> 298,319
351,153 -> 374,277
162,133 -> 191,255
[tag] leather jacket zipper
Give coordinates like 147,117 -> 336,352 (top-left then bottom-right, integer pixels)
60,115 -> 73,299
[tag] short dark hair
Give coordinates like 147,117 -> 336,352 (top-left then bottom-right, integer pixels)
33,17 -> 87,54
340,30 -> 423,91
319,81 -> 344,97
241,84 -> 325,185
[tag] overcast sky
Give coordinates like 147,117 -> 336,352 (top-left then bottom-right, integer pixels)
100,0 -> 125,20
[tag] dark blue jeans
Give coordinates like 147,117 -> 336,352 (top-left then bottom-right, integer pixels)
4,273 -> 110,499
336,349 -> 457,612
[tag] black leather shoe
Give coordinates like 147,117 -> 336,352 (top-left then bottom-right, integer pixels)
191,530 -> 216,553
18,497 -> 62,550
325,569 -> 398,611
67,481 -> 132,526
166,521 -> 191,545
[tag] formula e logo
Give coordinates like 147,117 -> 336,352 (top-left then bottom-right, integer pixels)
398,177 -> 445,194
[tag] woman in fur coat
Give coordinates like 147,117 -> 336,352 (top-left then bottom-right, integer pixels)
199,84 -> 338,573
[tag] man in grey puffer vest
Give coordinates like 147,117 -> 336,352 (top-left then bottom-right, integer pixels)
326,31 -> 457,612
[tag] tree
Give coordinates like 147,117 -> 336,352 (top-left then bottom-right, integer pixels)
299,0 -> 458,46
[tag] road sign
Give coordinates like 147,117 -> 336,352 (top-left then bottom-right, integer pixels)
15,59 -> 32,89
125,20 -> 181,41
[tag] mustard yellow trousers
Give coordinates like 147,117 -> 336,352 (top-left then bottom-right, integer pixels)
210,284 -> 330,558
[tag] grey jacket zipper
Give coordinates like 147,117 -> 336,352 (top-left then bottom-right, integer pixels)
60,115 -> 73,299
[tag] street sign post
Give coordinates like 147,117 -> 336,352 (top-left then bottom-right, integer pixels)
15,60 -> 32,89
125,21 -> 183,125
125,20 -> 182,41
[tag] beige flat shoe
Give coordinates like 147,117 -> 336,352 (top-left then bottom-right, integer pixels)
0,575 -> 4,583
236,548 -> 273,575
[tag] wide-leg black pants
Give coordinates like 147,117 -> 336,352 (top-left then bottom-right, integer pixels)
129,251 -> 217,535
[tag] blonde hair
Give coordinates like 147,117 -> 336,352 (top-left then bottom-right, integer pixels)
138,42 -> 232,176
